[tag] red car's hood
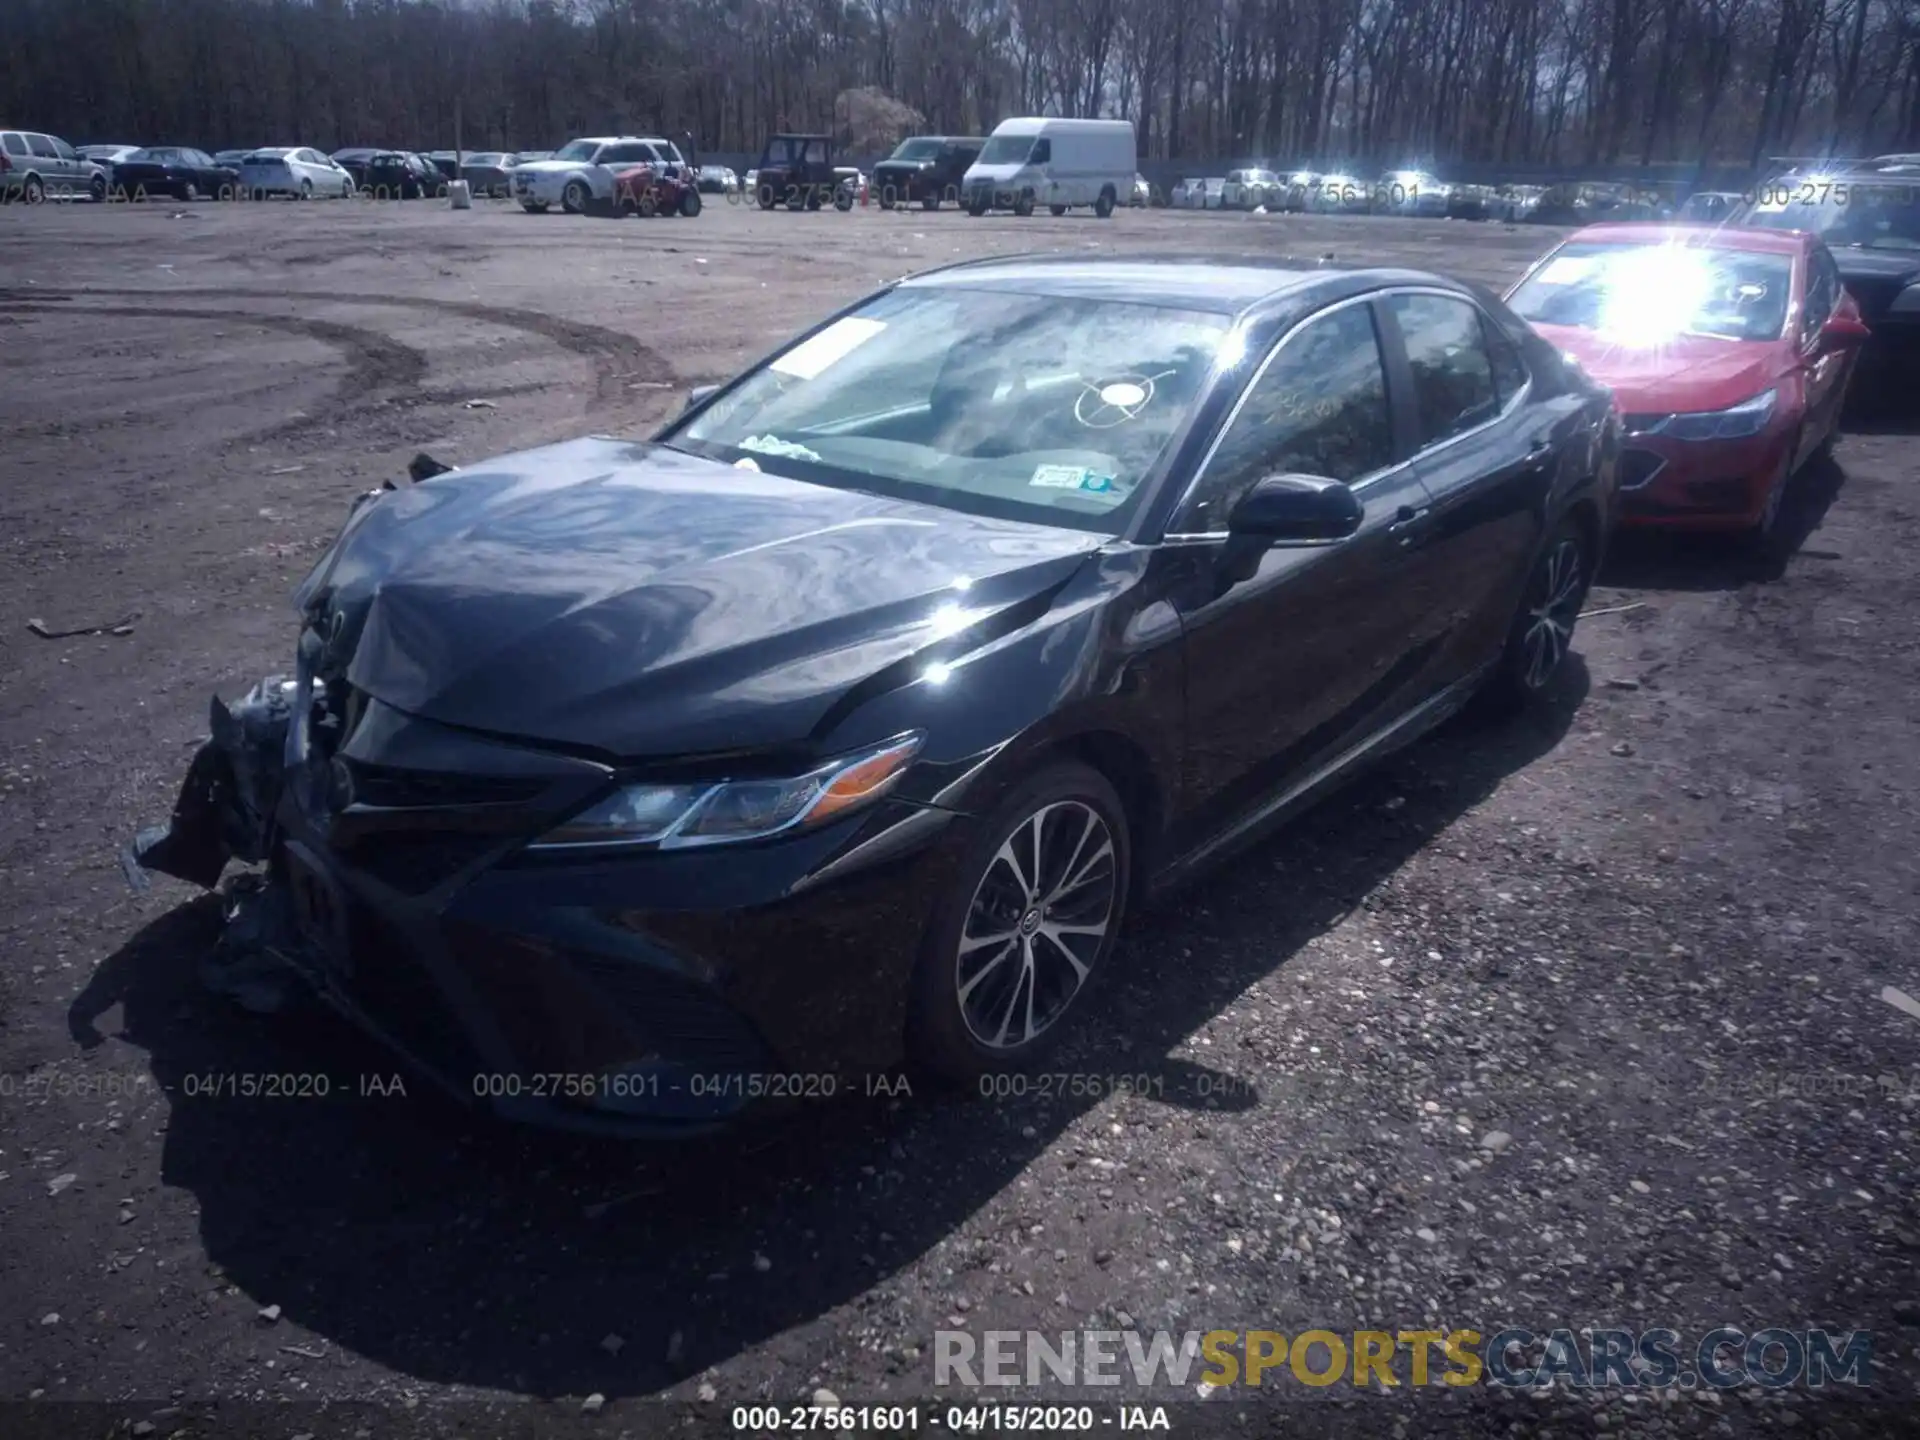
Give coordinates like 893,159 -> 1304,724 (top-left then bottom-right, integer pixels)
1530,323 -> 1784,415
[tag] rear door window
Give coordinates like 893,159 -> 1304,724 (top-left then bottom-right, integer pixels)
1385,293 -> 1501,448
28,134 -> 59,159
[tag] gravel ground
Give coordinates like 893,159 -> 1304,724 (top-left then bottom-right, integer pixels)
2,196 -> 1918,1438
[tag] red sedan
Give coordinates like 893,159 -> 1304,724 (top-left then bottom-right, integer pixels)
1505,224 -> 1869,545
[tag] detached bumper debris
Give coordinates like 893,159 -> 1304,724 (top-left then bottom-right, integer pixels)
123,676 -> 294,892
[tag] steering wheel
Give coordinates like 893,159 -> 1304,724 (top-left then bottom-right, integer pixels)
1073,370 -> 1177,429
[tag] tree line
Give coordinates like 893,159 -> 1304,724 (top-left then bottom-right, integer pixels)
4,0 -> 1918,168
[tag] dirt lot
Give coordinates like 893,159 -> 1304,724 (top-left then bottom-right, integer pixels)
2,195 -> 1918,1437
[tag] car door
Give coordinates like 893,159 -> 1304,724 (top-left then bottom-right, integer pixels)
25,134 -> 63,191
48,135 -> 86,192
1159,296 -> 1451,859
1382,289 -> 1566,683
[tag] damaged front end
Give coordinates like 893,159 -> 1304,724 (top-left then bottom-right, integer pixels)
121,454 -> 455,1011
123,675 -> 296,891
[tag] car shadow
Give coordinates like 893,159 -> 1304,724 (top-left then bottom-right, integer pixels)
69,663 -> 1587,1400
1598,451 -> 1849,592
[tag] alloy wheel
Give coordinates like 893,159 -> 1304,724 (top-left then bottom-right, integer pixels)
1521,536 -> 1584,690
955,801 -> 1118,1051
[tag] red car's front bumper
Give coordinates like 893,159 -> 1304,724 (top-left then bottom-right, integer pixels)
1614,421 -> 1796,532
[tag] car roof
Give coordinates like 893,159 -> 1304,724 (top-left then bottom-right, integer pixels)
1566,222 -> 1809,254
897,253 -> 1452,316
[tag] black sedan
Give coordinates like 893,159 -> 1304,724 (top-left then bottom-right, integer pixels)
110,146 -> 238,201
128,255 -> 1619,1135
355,151 -> 445,198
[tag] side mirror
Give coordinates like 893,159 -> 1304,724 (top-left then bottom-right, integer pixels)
1228,473 -> 1364,543
1216,474 -> 1364,590
1821,312 -> 1871,348
683,383 -> 719,413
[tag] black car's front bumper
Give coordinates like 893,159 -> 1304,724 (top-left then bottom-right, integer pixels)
131,678 -> 972,1137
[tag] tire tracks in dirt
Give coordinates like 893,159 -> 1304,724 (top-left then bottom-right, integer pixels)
0,287 -> 673,412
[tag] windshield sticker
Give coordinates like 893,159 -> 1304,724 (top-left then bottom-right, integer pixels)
739,435 -> 823,462
770,317 -> 888,380
1536,255 -> 1599,285
1030,464 -> 1117,493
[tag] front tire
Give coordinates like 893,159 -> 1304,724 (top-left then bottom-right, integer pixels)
22,174 -> 45,205
1481,518 -> 1591,713
679,187 -> 701,217
299,178 -> 313,200
1013,190 -> 1035,217
1745,428 -> 1801,557
907,762 -> 1130,1081
90,174 -> 108,203
562,179 -> 589,214
1049,203 -> 1068,216
180,181 -> 199,202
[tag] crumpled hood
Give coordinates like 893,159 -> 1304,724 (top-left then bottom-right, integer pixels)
301,438 -> 1101,759
1531,325 -> 1783,415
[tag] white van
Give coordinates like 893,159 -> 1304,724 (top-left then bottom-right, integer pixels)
961,117 -> 1136,218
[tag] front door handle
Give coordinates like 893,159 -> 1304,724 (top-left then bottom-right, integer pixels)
1388,504 -> 1431,547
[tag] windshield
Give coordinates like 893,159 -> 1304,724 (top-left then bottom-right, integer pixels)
890,138 -> 943,162
977,134 -> 1036,165
668,288 -> 1232,535
129,148 -> 178,162
1740,181 -> 1920,250
551,140 -> 599,162
1508,242 -> 1794,343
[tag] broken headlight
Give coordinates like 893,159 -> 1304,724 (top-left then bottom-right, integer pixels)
529,732 -> 925,852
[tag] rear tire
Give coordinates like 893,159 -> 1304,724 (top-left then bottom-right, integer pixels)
90,173 -> 108,203
1094,186 -> 1116,218
1049,203 -> 1068,216
22,174 -> 45,205
299,178 -> 313,200
1479,517 -> 1591,714
1013,190 -> 1035,217
180,181 -> 199,202
907,761 -> 1131,1083
679,187 -> 701,217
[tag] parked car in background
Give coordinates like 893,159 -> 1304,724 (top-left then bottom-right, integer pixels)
1,129 -> 108,202
694,163 -> 739,195
1679,190 -> 1744,224
1196,177 -> 1229,210
513,151 -> 553,166
514,135 -> 689,214
1307,171 -> 1369,212
129,253 -> 1617,1131
1492,184 -> 1546,222
1170,177 -> 1207,208
1222,168 -> 1282,210
1131,172 -> 1152,206
331,147 -> 382,185
356,151 -> 445,198
962,116 -> 1135,217
872,135 -> 983,210
1372,169 -> 1451,216
213,149 -> 255,167
461,152 -> 518,197
1278,170 -> 1320,211
425,151 -> 462,181
1507,224 -> 1864,548
1732,153 -> 1920,390
1446,182 -> 1497,220
109,146 -> 238,201
1530,181 -> 1667,225
240,147 -> 355,199
77,143 -> 140,173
